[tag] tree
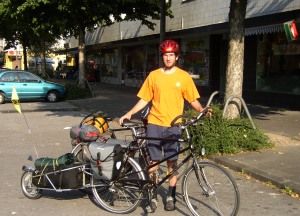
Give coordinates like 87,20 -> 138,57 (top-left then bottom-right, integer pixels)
56,0 -> 172,84
0,0 -> 64,74
15,0 -> 64,76
224,0 -> 248,119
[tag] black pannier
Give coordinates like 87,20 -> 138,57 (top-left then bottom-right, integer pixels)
31,165 -> 85,189
32,153 -> 86,189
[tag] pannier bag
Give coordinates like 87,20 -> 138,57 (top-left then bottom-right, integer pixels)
32,153 -> 85,189
89,139 -> 129,180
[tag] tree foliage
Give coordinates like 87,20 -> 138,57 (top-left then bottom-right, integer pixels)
0,0 -> 170,76
0,0 -> 64,72
54,0 -> 172,82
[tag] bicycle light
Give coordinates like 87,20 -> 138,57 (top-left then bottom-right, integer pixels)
201,147 -> 206,156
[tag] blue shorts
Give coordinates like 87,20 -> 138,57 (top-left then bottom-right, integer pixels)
147,124 -> 181,161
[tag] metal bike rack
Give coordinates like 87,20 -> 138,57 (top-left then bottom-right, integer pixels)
206,91 -> 220,107
205,91 -> 256,130
78,78 -> 94,98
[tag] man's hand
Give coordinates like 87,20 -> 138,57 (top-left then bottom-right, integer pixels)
202,107 -> 212,118
119,113 -> 131,125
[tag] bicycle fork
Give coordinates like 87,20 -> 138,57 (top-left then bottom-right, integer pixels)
193,161 -> 216,197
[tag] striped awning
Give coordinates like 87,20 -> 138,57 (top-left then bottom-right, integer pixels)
245,24 -> 284,36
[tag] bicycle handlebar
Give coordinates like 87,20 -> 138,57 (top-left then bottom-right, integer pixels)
170,107 -> 209,127
121,107 -> 209,130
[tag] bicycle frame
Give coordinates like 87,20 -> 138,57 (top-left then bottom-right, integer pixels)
115,127 -> 195,187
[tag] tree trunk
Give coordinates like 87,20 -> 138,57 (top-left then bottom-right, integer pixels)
21,36 -> 29,71
23,47 -> 28,71
78,24 -> 86,86
159,0 -> 166,67
224,0 -> 247,119
40,35 -> 46,77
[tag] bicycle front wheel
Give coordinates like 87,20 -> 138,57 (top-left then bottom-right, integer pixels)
92,157 -> 145,214
182,161 -> 240,216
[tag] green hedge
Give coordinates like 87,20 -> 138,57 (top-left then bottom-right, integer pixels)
185,104 -> 274,156
64,84 -> 92,100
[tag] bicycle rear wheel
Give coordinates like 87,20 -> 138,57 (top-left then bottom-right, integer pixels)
182,161 -> 240,216
92,157 -> 145,214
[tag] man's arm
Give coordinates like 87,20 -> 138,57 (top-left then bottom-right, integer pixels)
190,100 -> 204,112
190,100 -> 212,117
119,98 -> 149,124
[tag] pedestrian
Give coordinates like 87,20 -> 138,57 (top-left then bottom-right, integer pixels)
119,39 -> 211,212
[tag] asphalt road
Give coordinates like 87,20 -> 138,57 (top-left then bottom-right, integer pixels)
0,108 -> 299,216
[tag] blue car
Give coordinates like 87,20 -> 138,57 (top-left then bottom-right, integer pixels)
0,70 -> 66,104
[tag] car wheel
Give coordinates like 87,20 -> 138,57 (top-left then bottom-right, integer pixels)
0,92 -> 5,104
46,91 -> 58,103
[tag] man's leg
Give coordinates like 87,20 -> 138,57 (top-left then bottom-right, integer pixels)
165,160 -> 177,211
148,162 -> 159,212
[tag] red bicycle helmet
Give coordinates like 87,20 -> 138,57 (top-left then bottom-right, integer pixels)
159,40 -> 179,54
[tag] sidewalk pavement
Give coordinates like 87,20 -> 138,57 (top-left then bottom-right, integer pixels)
1,82 -> 299,195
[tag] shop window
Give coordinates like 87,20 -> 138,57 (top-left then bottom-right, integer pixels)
124,45 -> 158,80
99,49 -> 118,78
181,37 -> 210,86
256,32 -> 300,95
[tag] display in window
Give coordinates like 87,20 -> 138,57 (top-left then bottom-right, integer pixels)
181,38 -> 209,86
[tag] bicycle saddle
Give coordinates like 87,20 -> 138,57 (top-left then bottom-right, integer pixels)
122,119 -> 142,127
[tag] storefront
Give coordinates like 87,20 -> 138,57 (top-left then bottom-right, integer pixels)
123,44 -> 159,87
180,37 -> 210,87
243,18 -> 300,108
4,50 -> 23,69
256,31 -> 300,95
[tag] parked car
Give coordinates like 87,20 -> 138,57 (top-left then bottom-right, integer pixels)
0,67 -> 11,71
0,70 -> 66,104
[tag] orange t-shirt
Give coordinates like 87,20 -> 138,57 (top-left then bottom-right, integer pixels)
137,68 -> 200,127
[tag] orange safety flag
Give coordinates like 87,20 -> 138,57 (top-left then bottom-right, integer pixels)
11,86 -> 22,114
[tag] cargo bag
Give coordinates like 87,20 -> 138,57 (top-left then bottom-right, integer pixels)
34,153 -> 75,169
89,139 -> 128,180
31,165 -> 85,189
32,153 -> 85,189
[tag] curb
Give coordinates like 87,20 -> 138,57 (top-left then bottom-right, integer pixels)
209,155 -> 300,195
66,100 -> 96,113
0,107 -> 80,113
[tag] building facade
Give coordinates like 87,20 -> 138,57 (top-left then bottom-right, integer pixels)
68,0 -> 300,109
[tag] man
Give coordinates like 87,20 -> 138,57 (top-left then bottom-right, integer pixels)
119,39 -> 209,211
